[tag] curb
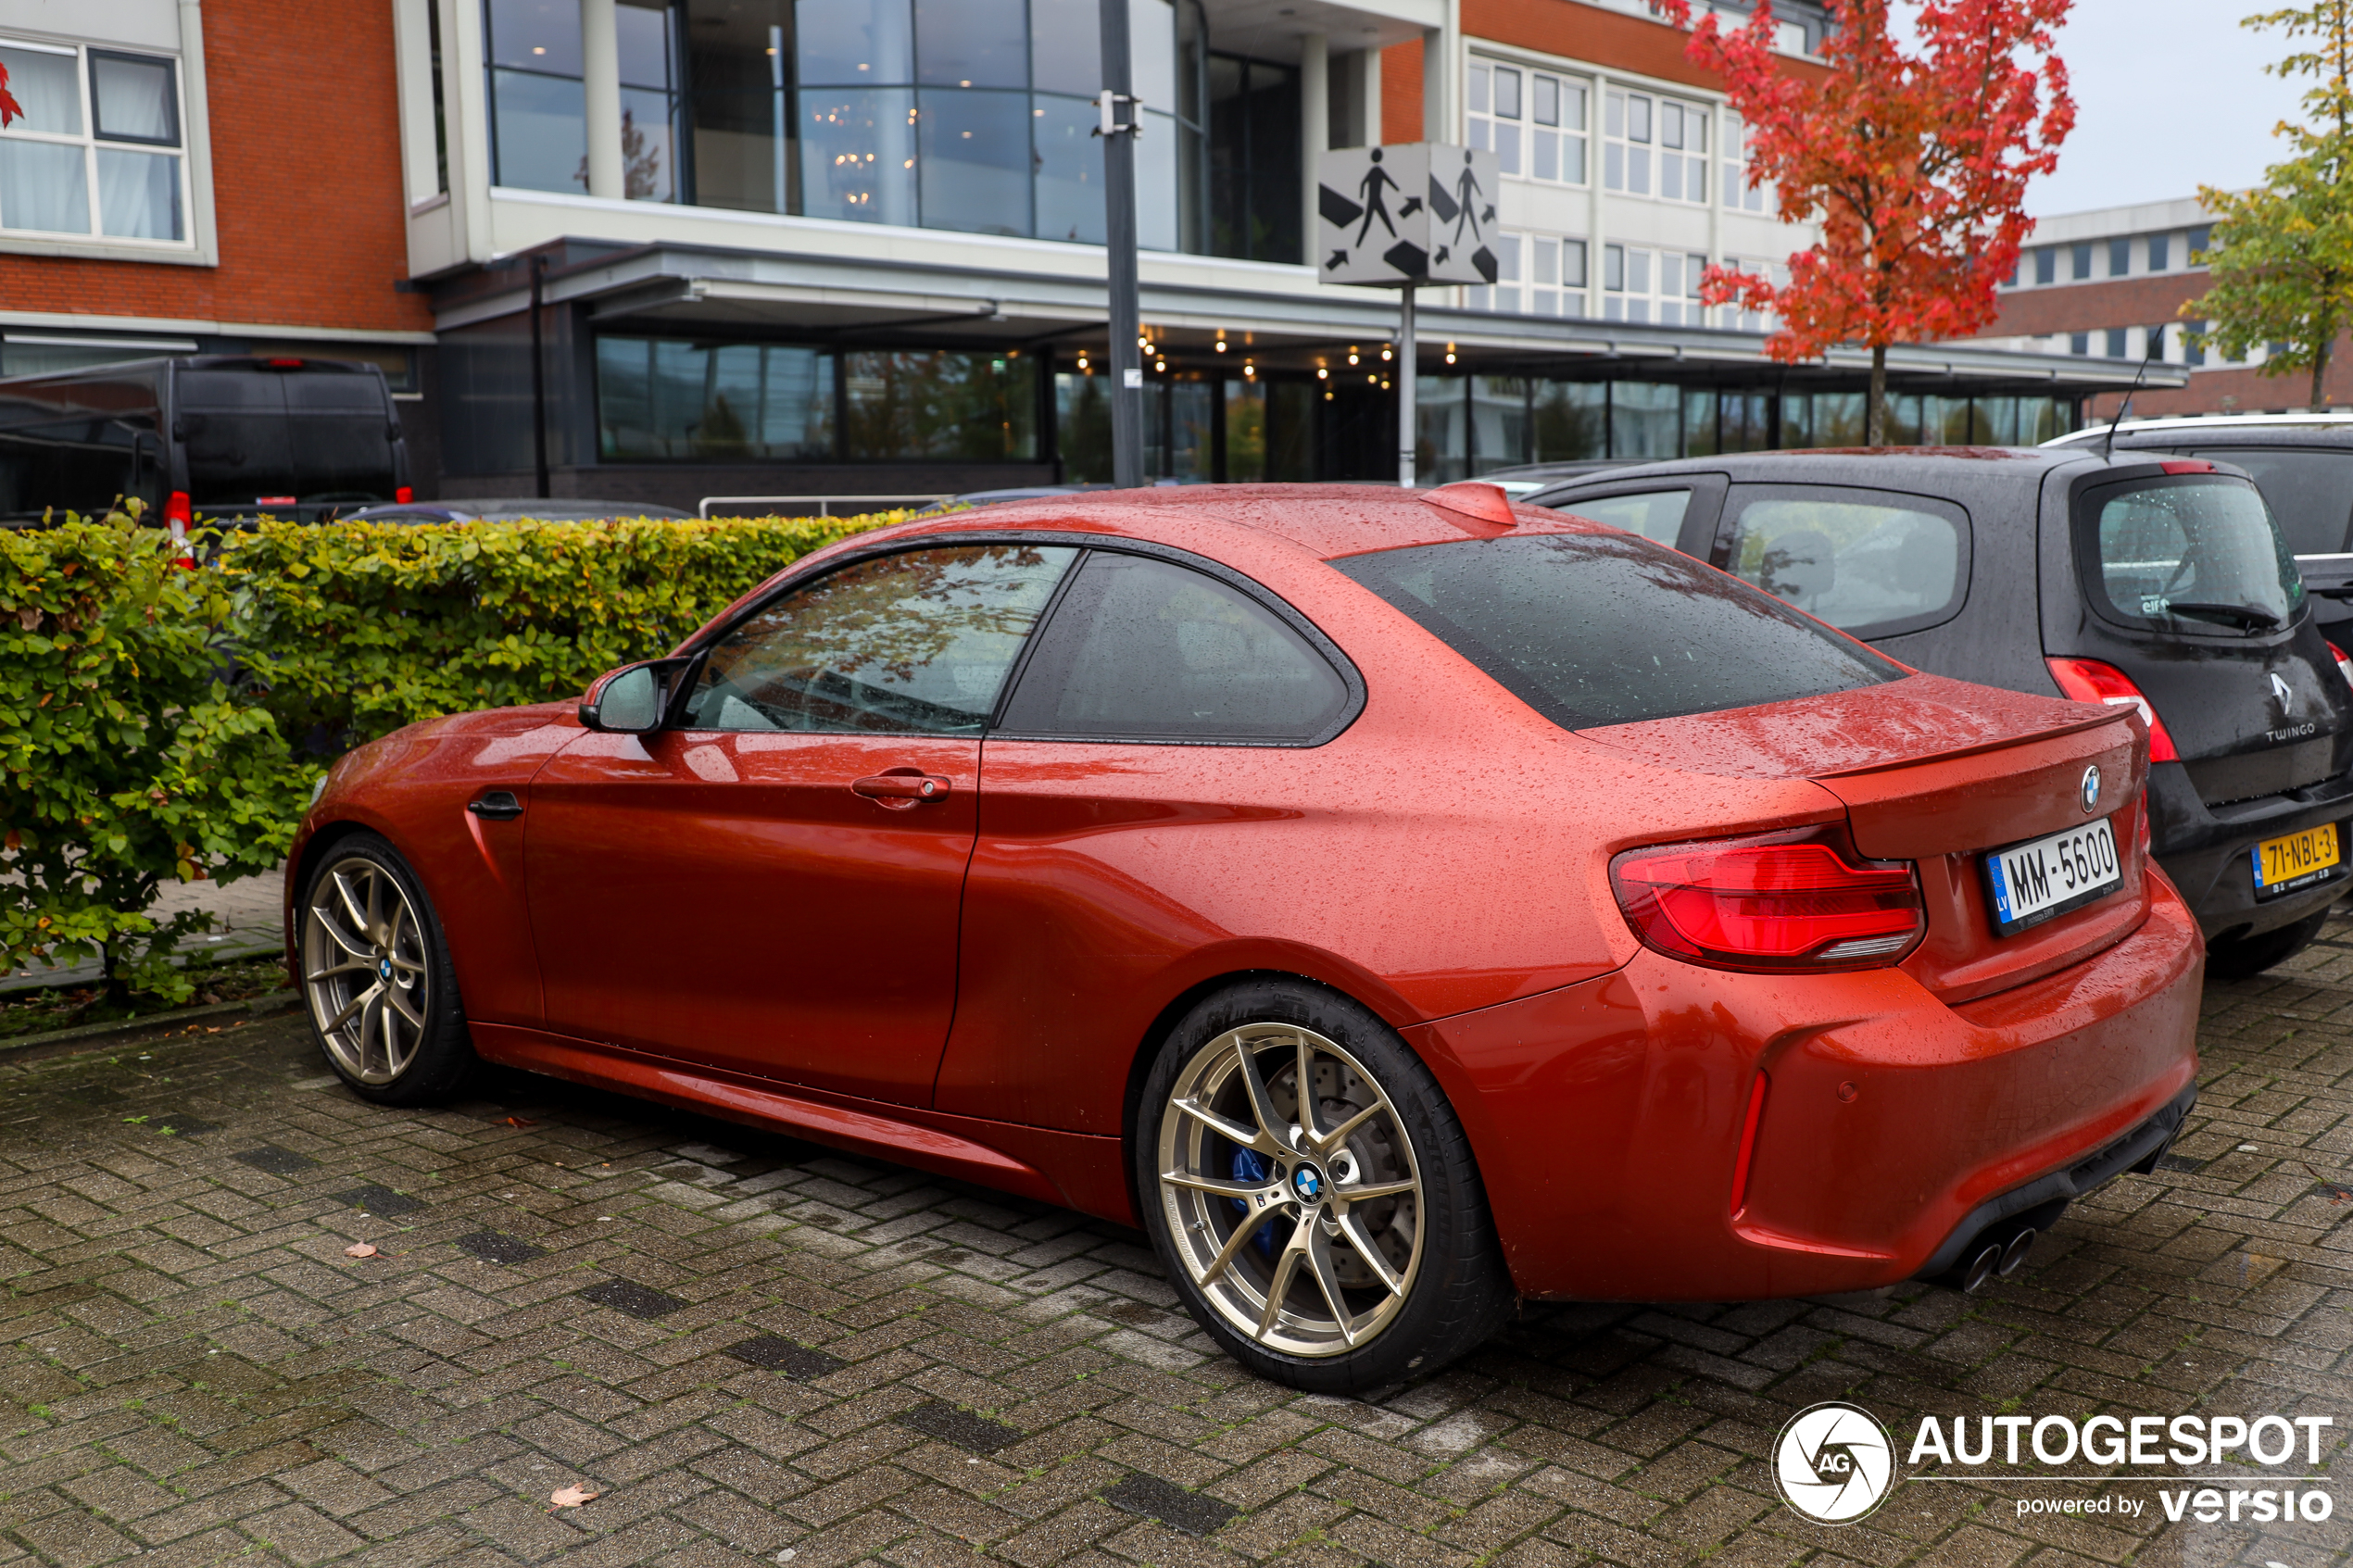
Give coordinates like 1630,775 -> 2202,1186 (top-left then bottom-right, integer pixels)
0,939 -> 284,998
0,992 -> 302,1057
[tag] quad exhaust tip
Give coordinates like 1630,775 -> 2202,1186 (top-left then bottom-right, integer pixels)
1998,1227 -> 2037,1278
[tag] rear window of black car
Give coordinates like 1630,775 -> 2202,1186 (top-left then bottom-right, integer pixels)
2077,476 -> 2304,634
1333,533 -> 1905,730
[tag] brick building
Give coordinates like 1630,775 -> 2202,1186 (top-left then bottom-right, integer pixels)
1971,194 -> 2353,422
0,0 -> 440,474
0,0 -> 2148,504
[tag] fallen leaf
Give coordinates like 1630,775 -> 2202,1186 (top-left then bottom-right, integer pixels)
504,1116 -> 535,1127
549,1484 -> 599,1508
344,1243 -> 377,1258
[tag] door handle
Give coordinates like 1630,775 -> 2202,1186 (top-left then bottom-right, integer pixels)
468,790 -> 524,821
851,772 -> 951,805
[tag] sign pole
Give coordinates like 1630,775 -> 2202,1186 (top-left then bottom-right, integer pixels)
1397,284 -> 1416,488
1100,0 -> 1143,490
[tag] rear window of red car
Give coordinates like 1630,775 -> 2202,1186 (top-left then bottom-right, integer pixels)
1332,532 -> 1904,729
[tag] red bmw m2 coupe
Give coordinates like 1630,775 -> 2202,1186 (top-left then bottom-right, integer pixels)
287,484 -> 2202,1392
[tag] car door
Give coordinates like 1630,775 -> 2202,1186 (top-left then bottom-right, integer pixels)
522,541 -> 1078,1105
934,546 -> 1363,1133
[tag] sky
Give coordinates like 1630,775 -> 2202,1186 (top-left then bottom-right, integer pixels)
2021,0 -> 2303,218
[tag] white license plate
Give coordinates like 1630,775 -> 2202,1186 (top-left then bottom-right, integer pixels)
1983,817 -> 2123,935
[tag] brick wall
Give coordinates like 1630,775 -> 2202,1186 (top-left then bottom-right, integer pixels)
0,0 -> 431,334
1979,278 -> 2353,418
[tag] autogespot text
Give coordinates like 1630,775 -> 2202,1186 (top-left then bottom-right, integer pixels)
1907,1413 -> 2336,1524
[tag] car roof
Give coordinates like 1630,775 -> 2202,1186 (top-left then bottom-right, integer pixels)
2047,412 -> 2353,447
1529,446 -> 2096,495
851,482 -> 1597,562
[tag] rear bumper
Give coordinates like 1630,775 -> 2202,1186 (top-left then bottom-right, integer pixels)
2149,761 -> 2353,939
1913,1080 -> 2195,1280
1411,872 -> 2203,1301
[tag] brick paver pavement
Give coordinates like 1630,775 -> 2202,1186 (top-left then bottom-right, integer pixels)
0,927 -> 2345,1566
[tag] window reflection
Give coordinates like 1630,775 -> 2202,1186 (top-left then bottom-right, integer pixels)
685,546 -> 1076,735
915,0 -> 1026,87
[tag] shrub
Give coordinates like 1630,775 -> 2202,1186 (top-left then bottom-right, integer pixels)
220,511 -> 906,752
0,511 -> 310,1006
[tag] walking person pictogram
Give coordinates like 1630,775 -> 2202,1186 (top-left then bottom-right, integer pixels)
1355,147 -> 1400,247
1452,150 -> 1486,247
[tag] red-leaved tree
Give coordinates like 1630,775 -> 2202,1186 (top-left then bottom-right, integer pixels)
1656,0 -> 2073,445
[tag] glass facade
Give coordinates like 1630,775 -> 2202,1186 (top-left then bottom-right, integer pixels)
1416,377 -> 2077,481
484,0 -> 1203,248
594,338 -> 1037,465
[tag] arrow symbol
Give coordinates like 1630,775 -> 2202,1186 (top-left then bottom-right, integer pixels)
1434,245 -> 1451,265
1399,196 -> 1424,218
1327,248 -> 1351,270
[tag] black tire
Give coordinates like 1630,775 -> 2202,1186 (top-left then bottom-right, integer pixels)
296,832 -> 476,1105
1132,978 -> 1515,1394
2206,908 -> 2330,980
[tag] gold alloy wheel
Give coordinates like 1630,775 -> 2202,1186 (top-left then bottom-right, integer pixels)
1156,1023 -> 1425,1358
301,856 -> 430,1085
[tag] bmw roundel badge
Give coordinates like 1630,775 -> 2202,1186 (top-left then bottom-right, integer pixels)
2081,764 -> 2100,815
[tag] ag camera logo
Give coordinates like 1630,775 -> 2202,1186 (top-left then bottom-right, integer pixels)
1774,1401 -> 1896,1524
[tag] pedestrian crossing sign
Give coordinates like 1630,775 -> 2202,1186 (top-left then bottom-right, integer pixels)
1315,144 -> 1499,287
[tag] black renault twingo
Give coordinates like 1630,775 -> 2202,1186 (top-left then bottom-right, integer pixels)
1529,447 -> 2353,975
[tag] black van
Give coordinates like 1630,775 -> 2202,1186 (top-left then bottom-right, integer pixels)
0,355 -> 409,528
1529,448 -> 2353,976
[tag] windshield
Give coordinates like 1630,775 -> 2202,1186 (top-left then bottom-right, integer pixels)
1332,532 -> 1905,730
2081,478 -> 2303,633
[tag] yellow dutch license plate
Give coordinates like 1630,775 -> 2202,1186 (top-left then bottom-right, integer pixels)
2253,822 -> 2343,897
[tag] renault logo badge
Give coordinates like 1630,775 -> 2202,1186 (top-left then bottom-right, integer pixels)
2081,764 -> 2100,815
2271,671 -> 2295,709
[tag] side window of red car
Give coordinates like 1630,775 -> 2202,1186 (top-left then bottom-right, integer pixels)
997,551 -> 1353,744
681,544 -> 1077,734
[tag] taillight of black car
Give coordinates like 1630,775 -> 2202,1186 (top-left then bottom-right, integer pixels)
1609,824 -> 1926,972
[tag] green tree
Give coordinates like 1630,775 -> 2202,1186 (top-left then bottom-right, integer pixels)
2192,2 -> 2353,408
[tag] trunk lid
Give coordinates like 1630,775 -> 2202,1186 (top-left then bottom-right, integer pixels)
1580,672 -> 2151,1003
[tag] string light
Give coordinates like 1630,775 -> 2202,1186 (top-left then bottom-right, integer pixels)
1243,362 -> 1255,378
1316,366 -> 1328,379
1347,346 -> 1360,366
1156,358 -> 1167,371
1214,335 -> 1227,352
1380,345 -> 1393,361
1444,342 -> 1457,365
1076,353 -> 1089,370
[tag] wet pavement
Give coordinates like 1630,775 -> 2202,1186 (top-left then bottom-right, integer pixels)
0,922 -> 2344,1566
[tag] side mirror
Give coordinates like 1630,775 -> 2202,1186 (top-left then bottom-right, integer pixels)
580,657 -> 690,734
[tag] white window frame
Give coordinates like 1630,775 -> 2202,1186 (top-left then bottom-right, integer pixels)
1719,111 -> 1768,214
1604,87 -> 1711,205
1467,55 -> 1589,188
0,29 -> 216,266
1467,232 -> 1590,318
1602,243 -> 1709,324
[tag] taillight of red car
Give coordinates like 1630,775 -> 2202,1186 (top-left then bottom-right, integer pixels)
2045,656 -> 2179,763
1608,825 -> 1926,972
2329,640 -> 2353,692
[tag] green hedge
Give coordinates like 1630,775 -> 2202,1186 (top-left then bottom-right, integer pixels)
1,506 -> 912,1000
0,509 -> 311,1001
221,510 -> 908,752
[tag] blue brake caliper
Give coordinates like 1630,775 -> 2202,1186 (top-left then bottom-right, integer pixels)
1230,1148 -> 1277,1258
